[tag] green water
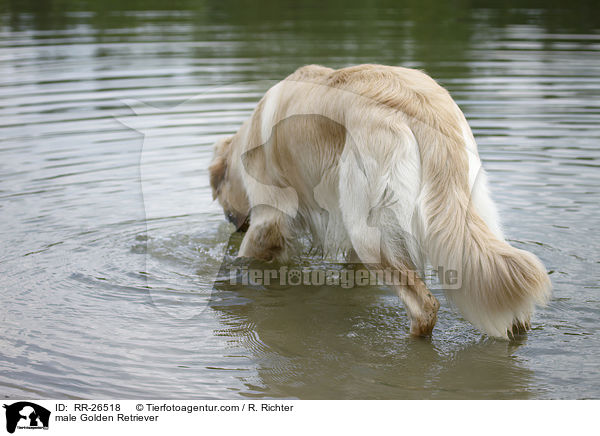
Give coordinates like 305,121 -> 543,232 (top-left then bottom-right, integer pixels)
0,0 -> 599,399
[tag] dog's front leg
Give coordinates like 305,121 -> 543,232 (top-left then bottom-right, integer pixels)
238,210 -> 290,262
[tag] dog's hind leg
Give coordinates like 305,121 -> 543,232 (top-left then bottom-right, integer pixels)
391,265 -> 440,337
343,226 -> 440,336
337,131 -> 439,336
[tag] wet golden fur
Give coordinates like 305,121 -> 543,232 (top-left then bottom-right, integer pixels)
209,64 -> 551,338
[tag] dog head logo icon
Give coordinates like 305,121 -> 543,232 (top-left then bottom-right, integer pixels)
3,402 -> 50,434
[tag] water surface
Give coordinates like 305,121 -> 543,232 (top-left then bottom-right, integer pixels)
1,0 -> 599,399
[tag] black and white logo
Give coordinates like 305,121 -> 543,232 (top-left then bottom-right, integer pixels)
3,402 -> 50,434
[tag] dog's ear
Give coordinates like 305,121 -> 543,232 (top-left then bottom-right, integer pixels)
209,136 -> 233,200
209,155 -> 227,200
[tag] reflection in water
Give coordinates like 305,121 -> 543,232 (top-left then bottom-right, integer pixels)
211,270 -> 535,399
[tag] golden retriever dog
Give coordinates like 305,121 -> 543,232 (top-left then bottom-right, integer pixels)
209,64 -> 551,338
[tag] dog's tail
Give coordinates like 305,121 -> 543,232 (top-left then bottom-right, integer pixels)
411,102 -> 551,338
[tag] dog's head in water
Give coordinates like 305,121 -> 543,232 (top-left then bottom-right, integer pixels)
209,136 -> 250,232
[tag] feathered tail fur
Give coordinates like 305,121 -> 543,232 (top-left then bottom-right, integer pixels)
408,77 -> 551,338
